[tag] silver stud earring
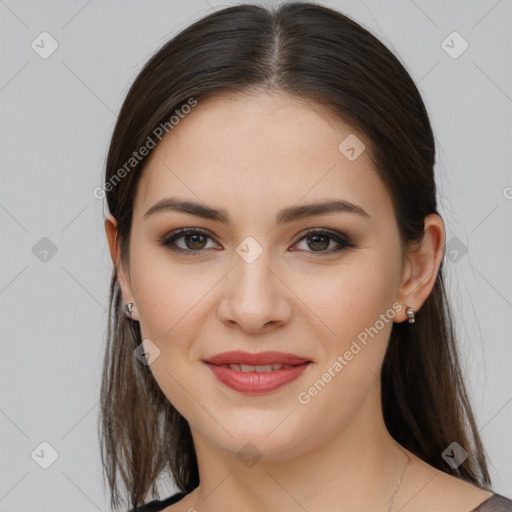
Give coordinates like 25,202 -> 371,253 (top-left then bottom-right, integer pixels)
126,303 -> 135,316
406,305 -> 415,324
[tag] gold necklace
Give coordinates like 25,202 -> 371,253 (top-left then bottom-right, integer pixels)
387,451 -> 412,511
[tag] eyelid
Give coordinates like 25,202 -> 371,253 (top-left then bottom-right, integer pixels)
159,228 -> 221,252
292,227 -> 354,246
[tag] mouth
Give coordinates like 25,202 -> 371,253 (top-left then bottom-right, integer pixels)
203,351 -> 313,394
203,350 -> 312,367
211,362 -> 300,372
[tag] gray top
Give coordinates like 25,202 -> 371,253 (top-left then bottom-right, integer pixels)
471,493 -> 512,511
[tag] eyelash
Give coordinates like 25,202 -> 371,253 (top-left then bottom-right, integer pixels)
158,228 -> 356,257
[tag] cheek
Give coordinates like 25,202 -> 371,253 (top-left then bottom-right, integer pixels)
295,266 -> 398,433
302,252 -> 400,343
130,246 -> 211,341
297,251 -> 401,416
128,247 -> 219,411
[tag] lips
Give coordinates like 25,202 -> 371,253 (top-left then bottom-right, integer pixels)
203,350 -> 311,366
203,351 -> 312,394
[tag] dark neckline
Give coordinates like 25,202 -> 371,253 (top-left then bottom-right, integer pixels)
137,490 -> 512,512
471,492 -> 496,510
470,492 -> 512,511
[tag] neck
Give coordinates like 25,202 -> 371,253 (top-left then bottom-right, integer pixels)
187,384 -> 411,512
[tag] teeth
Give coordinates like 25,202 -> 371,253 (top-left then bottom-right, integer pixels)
241,364 -> 263,372
221,363 -> 294,372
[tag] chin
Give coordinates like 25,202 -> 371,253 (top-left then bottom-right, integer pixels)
192,410 -> 315,461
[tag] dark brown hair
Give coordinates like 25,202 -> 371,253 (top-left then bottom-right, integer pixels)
99,2 -> 491,510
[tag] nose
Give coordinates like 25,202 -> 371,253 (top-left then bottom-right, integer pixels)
217,249 -> 293,334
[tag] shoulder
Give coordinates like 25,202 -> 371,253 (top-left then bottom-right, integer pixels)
395,452 -> 506,512
126,491 -> 187,512
470,493 -> 512,511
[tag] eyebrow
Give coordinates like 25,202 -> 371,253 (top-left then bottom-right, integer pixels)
143,197 -> 370,225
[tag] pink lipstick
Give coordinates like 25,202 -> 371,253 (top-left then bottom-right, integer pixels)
203,351 -> 312,394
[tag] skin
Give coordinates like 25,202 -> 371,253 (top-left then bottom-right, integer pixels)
105,91 -> 493,511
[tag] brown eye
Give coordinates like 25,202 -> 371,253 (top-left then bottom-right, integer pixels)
291,229 -> 355,256
305,233 -> 330,251
160,228 -> 219,255
181,233 -> 208,250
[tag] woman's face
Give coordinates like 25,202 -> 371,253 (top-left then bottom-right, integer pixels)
118,91 -> 410,460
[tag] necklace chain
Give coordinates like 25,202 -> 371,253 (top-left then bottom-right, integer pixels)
387,451 -> 412,511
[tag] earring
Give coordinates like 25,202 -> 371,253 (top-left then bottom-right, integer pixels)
406,305 -> 415,324
125,302 -> 135,316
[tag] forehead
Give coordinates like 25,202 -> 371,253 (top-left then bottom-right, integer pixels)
134,91 -> 391,223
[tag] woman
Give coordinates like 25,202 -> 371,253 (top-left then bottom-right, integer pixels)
98,2 -> 512,511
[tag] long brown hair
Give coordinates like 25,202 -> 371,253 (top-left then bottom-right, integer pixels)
98,2 -> 491,510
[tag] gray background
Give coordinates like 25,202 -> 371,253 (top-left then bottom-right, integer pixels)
1,0 -> 511,510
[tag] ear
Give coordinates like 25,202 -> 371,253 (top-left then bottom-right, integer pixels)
105,214 -> 137,316
394,213 -> 445,323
